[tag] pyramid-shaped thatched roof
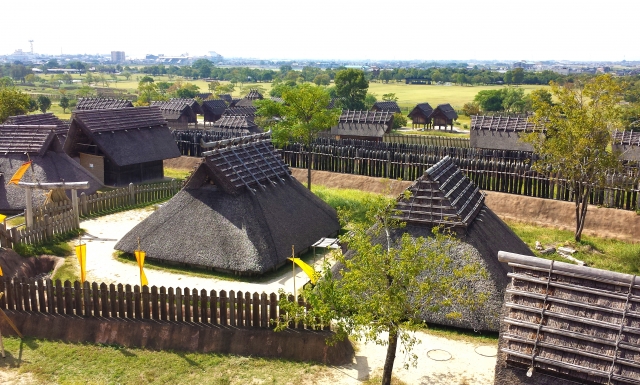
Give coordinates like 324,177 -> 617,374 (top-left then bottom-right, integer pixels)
0,125 -> 103,212
115,133 -> 340,275
245,89 -> 264,100
471,115 -> 537,132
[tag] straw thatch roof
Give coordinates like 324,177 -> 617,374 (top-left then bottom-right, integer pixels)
75,98 -> 133,110
223,106 -> 257,117
151,100 -> 197,123
202,99 -> 228,119
471,115 -> 537,132
330,110 -> 394,139
612,130 -> 640,146
4,113 -> 69,150
495,252 -> 640,385
408,103 -> 433,119
245,89 -> 264,100
235,98 -> 255,108
431,103 -> 458,121
334,156 -> 533,331
170,98 -> 203,115
372,101 -> 401,113
0,125 -> 102,212
211,115 -> 262,135
64,107 -> 180,167
115,133 -> 340,275
218,94 -> 232,104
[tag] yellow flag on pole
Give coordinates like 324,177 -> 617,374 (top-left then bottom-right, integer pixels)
288,257 -> 319,284
0,214 -> 6,223
75,244 -> 86,284
0,264 -> 3,276
135,250 -> 148,286
8,161 -> 32,186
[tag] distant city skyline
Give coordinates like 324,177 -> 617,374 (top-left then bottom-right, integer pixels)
1,0 -> 638,62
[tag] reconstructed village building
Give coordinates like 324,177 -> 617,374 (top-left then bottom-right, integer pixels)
330,110 -> 394,141
407,103 -> 434,129
470,115 -> 536,151
74,97 -> 134,110
612,130 -> 640,162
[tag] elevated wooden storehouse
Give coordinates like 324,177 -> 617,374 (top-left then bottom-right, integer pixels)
0,125 -> 102,213
74,97 -> 133,110
151,100 -> 197,124
470,115 -> 536,151
495,252 -> 640,385
430,103 -> 458,130
170,98 -> 203,115
115,132 -> 340,275
202,99 -> 228,123
64,107 -> 181,186
4,113 -> 69,150
330,110 -> 394,141
212,115 -> 262,135
371,101 -> 401,113
335,156 -> 533,331
407,103 -> 434,129
612,130 -> 640,161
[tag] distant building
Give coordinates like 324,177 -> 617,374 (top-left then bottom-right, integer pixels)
111,51 -> 125,63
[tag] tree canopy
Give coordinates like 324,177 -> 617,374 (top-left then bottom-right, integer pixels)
523,75 -> 624,241
0,85 -> 31,122
37,95 -> 52,113
334,69 -> 368,110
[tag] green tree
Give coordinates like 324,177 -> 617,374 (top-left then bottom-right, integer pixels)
275,195 -> 487,385
364,93 -> 377,110
501,87 -> 526,113
0,86 -> 31,121
504,71 -> 513,85
122,71 -> 132,81
59,95 -> 70,113
312,73 -> 330,86
381,93 -> 398,102
523,75 -> 623,241
474,89 -> 504,112
461,101 -> 481,116
37,95 -> 51,113
256,83 -> 340,189
392,112 -> 407,129
334,69 -> 368,110
512,68 -> 525,84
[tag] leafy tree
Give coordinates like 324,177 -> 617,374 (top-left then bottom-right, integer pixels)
122,71 -> 132,81
392,112 -> 407,129
256,84 -> 340,189
523,75 -> 624,241
364,93 -> 377,110
275,195 -> 487,385
59,95 -> 70,113
504,71 -> 513,85
312,73 -> 330,86
77,85 -> 94,97
37,95 -> 51,113
0,86 -> 31,121
207,80 -> 220,94
0,77 -> 14,87
512,68 -> 525,84
474,89 -> 504,112
462,102 -> 481,116
334,69 -> 368,110
381,93 -> 398,102
501,87 -> 526,113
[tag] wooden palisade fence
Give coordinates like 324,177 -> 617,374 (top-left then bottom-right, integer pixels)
0,277 -> 319,330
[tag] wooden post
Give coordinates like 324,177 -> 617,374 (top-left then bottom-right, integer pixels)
200,289 -> 208,324
80,192 -> 88,217
129,183 -> 135,206
210,290 -> 217,325
228,291 -> 235,326
71,189 -> 80,228
244,292 -> 251,327
219,290 -> 227,326
25,188 -> 33,228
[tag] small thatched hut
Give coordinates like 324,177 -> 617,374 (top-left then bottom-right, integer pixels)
0,125 -> 102,213
612,130 -> 640,161
336,156 -> 533,331
202,99 -> 228,123
371,101 -> 401,113
495,252 -> 640,385
330,110 -> 394,142
470,115 -> 536,151
244,89 -> 264,100
4,113 -> 69,150
211,115 -> 262,135
170,98 -> 203,115
115,132 -> 340,275
407,103 -> 433,129
234,98 -> 255,108
151,100 -> 197,124
74,98 -> 133,110
64,107 -> 180,186
430,103 -> 458,130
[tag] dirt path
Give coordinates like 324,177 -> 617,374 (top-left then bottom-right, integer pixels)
77,208 -> 496,384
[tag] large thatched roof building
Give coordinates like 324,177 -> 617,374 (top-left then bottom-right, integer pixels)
495,252 -> 640,385
330,110 -> 394,141
64,107 -> 180,186
612,130 -> 640,162
115,132 -> 340,275
471,115 -> 536,151
336,156 -> 533,331
0,125 -> 102,213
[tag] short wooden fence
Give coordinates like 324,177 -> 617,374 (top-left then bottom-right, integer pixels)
78,180 -> 180,217
0,278 -> 318,330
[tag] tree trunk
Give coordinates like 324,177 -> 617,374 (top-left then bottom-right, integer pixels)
306,148 -> 312,190
574,183 -> 590,242
381,327 -> 398,385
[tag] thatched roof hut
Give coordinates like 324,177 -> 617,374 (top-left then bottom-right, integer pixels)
223,106 -> 257,117
0,125 -> 102,213
170,98 -> 203,115
244,89 -> 264,100
335,156 -> 533,331
202,99 -> 228,123
75,97 -> 133,110
211,115 -> 262,135
330,110 -> 394,142
612,130 -> 640,161
4,113 -> 69,150
495,252 -> 640,385
470,115 -> 536,151
430,103 -> 458,129
115,132 -> 340,275
64,107 -> 180,186
371,101 -> 401,113
235,98 -> 255,108
407,103 -> 433,129
151,100 -> 197,124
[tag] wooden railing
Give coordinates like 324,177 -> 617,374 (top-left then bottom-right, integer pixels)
79,180 -> 180,217
0,277 -> 318,329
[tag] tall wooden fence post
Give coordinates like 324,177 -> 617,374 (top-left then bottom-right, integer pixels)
129,183 -> 136,206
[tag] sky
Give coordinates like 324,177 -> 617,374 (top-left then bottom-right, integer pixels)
1,0 -> 639,62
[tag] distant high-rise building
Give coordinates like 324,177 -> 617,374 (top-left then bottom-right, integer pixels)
111,51 -> 125,63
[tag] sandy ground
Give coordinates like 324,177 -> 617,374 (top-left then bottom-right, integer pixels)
75,208 -> 497,384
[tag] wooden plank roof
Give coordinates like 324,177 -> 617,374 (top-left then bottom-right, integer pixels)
223,106 -> 257,117
471,115 -> 537,132
203,134 -> 292,195
612,130 -> 640,146
339,110 -> 394,124
0,125 -> 56,155
372,101 -> 401,113
395,156 -> 484,227
431,103 -> 458,120
5,113 -> 68,134
497,251 -> 640,385
75,97 -> 133,110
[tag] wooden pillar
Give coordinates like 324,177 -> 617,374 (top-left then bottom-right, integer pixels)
71,189 -> 80,228
25,188 -> 33,228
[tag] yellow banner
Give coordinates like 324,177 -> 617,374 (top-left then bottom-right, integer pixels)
75,244 -> 86,284
0,265 -> 3,276
135,250 -> 148,286
8,161 -> 32,186
0,214 -> 6,223
288,257 -> 318,284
